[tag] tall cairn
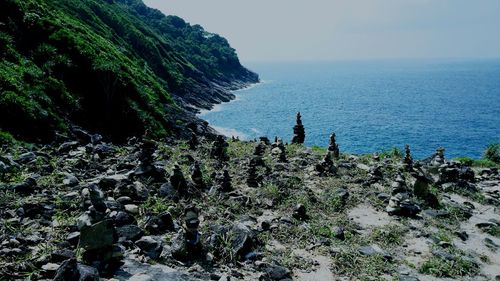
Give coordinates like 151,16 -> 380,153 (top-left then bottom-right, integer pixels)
291,112 -> 305,144
403,144 -> 413,171
328,132 -> 340,159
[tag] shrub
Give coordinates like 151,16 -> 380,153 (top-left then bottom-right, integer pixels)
483,143 -> 500,163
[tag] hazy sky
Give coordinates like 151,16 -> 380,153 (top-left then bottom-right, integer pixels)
144,0 -> 500,62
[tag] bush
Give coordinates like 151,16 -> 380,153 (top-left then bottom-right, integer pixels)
483,143 -> 500,163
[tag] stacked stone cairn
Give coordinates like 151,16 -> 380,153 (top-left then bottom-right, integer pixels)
315,152 -> 336,176
247,141 -> 267,187
210,135 -> 229,162
191,162 -> 205,190
386,171 -> 422,217
133,139 -> 164,181
403,144 -> 413,171
328,132 -> 340,159
216,169 -> 233,192
170,164 -> 188,195
188,132 -> 199,150
77,185 -> 122,274
291,112 -> 305,144
171,207 -> 203,261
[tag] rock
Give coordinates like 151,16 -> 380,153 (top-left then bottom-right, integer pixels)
399,276 -> 419,281
76,213 -> 93,230
11,177 -> 37,195
135,236 -> 163,259
143,212 -> 175,234
62,173 -> 79,187
41,263 -> 60,277
359,244 -> 392,260
66,232 -> 80,246
124,204 -> 139,214
230,223 -> 254,259
113,211 -> 136,227
51,249 -> 75,262
332,226 -> 345,240
77,263 -> 99,281
484,237 -> 498,251
78,220 -> 115,251
53,258 -> 79,281
422,209 -> 450,219
292,204 -> 308,221
261,264 -> 291,280
170,164 -> 188,192
116,225 -> 144,242
16,152 -> 36,164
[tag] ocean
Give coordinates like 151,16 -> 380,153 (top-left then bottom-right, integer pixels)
199,59 -> 500,159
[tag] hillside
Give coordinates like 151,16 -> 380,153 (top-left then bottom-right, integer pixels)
0,0 -> 258,142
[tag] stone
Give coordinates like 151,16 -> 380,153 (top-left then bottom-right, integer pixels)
135,236 -> 163,259
66,232 -> 80,246
143,212 -> 175,234
16,152 -> 36,164
231,223 -> 254,259
116,225 -> 144,242
51,249 -> 75,262
11,177 -> 37,195
78,220 -> 115,251
170,164 -> 188,192
63,173 -> 79,187
359,244 -> 392,260
53,258 -> 79,281
88,184 -> 107,213
431,147 -> 445,166
292,204 -> 308,221
291,112 -> 305,144
77,263 -> 99,281
261,264 -> 291,280
124,204 -> 139,214
332,226 -> 345,240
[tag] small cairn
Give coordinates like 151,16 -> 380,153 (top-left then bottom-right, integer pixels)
171,206 -> 203,261
247,159 -> 260,187
316,152 -> 336,176
328,132 -> 340,159
254,141 -> 266,157
188,132 -> 199,150
431,147 -> 445,166
271,137 -> 287,163
191,162 -> 205,190
291,112 -> 305,144
170,164 -> 188,193
386,170 -> 422,217
133,138 -> 164,181
403,144 -> 413,171
293,204 -> 309,221
210,135 -> 229,161
216,169 -> 232,192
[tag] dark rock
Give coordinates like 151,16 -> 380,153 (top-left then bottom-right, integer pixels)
422,209 -> 450,219
170,164 -> 188,193
11,177 -> 37,195
116,225 -> 144,242
53,258 -> 79,281
292,204 -> 308,221
261,264 -> 291,280
135,236 -> 163,259
79,220 -> 115,251
66,232 -> 80,246
16,152 -> 36,164
231,223 -> 254,259
143,212 -> 175,234
51,249 -> 75,263
77,263 -> 99,281
332,226 -> 345,241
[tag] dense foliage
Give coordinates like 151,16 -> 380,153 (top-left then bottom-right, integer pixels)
0,0 -> 257,141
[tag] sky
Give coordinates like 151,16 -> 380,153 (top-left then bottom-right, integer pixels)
143,0 -> 500,62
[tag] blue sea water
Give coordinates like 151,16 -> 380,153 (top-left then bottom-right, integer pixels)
199,59 -> 500,159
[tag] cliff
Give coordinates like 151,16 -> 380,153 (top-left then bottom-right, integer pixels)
0,0 -> 258,143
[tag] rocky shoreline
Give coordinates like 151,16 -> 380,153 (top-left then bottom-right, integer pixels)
0,118 -> 499,281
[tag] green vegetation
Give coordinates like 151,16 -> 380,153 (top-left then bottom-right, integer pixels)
483,143 -> 500,163
0,0 -> 257,142
419,255 -> 479,278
